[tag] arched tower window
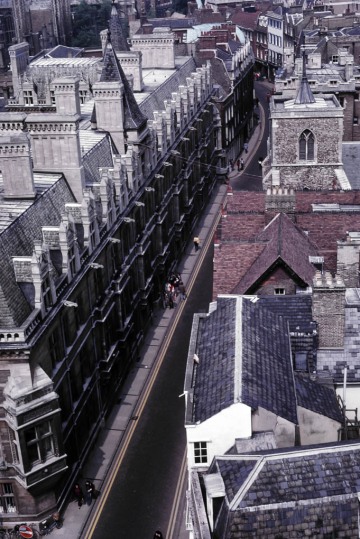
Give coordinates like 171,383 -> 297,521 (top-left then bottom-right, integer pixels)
299,130 -> 315,160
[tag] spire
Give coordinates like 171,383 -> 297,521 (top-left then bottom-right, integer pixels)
294,50 -> 315,105
100,33 -> 146,130
109,0 -> 129,50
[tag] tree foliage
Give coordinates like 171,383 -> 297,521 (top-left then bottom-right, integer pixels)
71,0 -> 112,48
172,0 -> 188,15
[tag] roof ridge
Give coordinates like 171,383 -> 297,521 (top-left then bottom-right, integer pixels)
229,456 -> 266,510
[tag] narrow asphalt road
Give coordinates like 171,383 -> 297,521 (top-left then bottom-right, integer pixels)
231,80 -> 272,191
89,243 -> 214,538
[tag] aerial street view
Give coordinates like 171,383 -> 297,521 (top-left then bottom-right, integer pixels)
0,0 -> 360,536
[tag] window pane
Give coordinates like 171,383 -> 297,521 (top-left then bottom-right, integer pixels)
24,427 -> 36,444
308,134 -> 315,160
299,137 -> 306,160
28,443 -> 39,464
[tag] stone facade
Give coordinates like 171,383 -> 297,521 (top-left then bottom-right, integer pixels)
264,94 -> 349,190
312,272 -> 346,348
337,232 -> 360,287
0,40 -> 220,523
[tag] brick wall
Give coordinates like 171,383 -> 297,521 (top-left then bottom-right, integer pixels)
255,266 -> 299,296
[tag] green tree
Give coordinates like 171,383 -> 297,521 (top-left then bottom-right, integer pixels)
71,0 -> 112,48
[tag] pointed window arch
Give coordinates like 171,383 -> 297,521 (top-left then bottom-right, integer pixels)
299,129 -> 315,161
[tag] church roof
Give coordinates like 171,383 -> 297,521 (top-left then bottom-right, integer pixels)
294,54 -> 315,105
100,36 -> 147,131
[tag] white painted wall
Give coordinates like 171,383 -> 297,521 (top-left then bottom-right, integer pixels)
252,407 -> 295,447
298,406 -> 341,445
186,402 -> 252,468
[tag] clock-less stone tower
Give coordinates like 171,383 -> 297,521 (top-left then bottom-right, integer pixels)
263,68 -> 351,191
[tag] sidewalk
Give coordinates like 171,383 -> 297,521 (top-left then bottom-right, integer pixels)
52,182 -> 228,539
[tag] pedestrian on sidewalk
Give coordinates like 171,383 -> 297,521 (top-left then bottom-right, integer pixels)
193,237 -> 200,252
154,531 -> 163,539
85,480 -> 95,505
168,292 -> 175,309
179,281 -> 187,300
240,157 -> 244,170
73,483 -> 84,508
236,158 -> 240,171
243,142 -> 249,154
258,157 -> 264,170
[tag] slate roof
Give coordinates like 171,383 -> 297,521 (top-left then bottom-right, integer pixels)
0,177 -> 75,327
342,142 -> 360,189
208,442 -> 360,538
258,294 -> 313,333
100,36 -> 147,131
294,55 -> 316,105
231,213 -> 319,295
109,1 -> 130,52
193,296 -> 298,425
139,57 -> 197,120
295,374 -> 343,422
209,57 -> 231,99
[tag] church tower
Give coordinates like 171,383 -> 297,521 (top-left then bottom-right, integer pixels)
264,58 -> 351,191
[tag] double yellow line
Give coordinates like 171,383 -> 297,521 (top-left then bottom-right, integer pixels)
84,191 -> 224,538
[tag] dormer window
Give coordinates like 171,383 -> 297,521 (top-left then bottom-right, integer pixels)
299,130 -> 315,161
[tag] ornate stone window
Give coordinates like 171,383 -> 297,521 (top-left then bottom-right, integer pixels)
299,130 -> 315,161
24,421 -> 54,466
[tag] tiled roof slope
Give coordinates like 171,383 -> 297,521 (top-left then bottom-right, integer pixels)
209,57 -> 231,99
317,299 -> 360,383
100,38 -> 147,130
109,1 -> 130,52
193,297 -> 237,422
218,214 -> 265,241
241,297 -> 298,424
193,296 -> 297,424
0,178 -> 75,327
210,443 -> 360,538
213,243 -> 265,298
217,191 -> 360,279
295,374 -> 343,422
232,213 -> 318,295
258,294 -> 313,332
139,57 -> 197,120
230,10 -> 259,30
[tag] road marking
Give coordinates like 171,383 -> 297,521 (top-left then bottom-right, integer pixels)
84,194 -> 223,539
166,447 -> 188,539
